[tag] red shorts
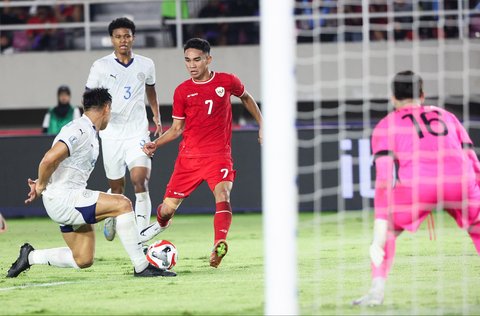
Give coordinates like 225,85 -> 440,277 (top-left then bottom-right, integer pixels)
164,155 -> 236,199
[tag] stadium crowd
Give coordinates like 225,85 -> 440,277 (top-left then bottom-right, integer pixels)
2,0 -> 480,54
295,0 -> 480,43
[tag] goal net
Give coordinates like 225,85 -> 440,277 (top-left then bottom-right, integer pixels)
263,0 -> 480,314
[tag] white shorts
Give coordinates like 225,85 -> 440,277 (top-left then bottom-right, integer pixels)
101,133 -> 152,180
42,189 -> 100,232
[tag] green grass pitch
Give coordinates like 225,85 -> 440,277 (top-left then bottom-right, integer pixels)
1,212 -> 479,315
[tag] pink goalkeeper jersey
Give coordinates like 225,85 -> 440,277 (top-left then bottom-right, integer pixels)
372,104 -> 480,219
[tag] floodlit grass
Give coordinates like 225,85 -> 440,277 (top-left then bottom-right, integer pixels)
1,212 -> 479,315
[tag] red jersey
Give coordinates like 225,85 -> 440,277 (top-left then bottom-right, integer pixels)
172,72 -> 245,157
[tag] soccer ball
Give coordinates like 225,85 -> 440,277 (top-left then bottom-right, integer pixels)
146,240 -> 178,270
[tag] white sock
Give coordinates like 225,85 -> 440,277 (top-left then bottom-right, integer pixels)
116,212 -> 149,273
135,191 -> 152,234
371,277 -> 386,293
139,222 -> 161,243
28,248 -> 79,269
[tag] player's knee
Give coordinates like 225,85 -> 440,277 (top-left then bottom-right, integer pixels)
74,255 -> 94,269
117,195 -> 133,214
215,189 -> 231,203
130,168 -> 150,193
131,179 -> 148,193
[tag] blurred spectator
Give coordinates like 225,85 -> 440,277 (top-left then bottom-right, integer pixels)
1,0 -> 29,52
344,4 -> 362,42
370,3 -> 388,41
393,0 -> 414,40
471,0 -> 480,38
224,0 -> 259,45
295,0 -> 315,43
418,0 -> 439,39
196,0 -> 228,46
443,1 -> 460,39
42,85 -> 81,135
0,0 -> 29,24
26,6 -> 63,51
0,32 -> 14,54
161,0 -> 190,46
53,3 -> 83,23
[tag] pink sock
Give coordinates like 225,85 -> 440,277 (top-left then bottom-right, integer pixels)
372,231 -> 397,279
469,231 -> 480,254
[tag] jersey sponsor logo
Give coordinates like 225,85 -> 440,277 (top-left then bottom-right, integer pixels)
109,74 -> 117,79
137,72 -> 146,81
215,87 -> 225,97
68,135 -> 78,145
173,191 -> 185,197
187,92 -> 198,98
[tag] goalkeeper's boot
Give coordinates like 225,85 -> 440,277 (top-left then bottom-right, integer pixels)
103,217 -> 116,241
209,239 -> 228,268
7,243 -> 34,278
352,290 -> 384,306
134,264 -> 177,277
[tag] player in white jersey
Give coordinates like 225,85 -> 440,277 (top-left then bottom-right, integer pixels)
6,88 -> 175,278
85,17 -> 162,245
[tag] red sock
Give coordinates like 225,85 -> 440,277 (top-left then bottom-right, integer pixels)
214,201 -> 232,243
156,203 -> 172,228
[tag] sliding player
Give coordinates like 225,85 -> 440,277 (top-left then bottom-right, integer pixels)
7,88 -> 175,278
353,70 -> 480,306
140,38 -> 263,268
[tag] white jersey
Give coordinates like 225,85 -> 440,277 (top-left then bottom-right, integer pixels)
85,52 -> 155,139
43,115 -> 99,195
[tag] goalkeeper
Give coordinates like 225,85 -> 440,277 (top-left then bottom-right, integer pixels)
354,70 -> 480,306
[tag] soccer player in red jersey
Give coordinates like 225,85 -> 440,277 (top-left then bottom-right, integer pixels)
353,71 -> 480,306
141,38 -> 263,268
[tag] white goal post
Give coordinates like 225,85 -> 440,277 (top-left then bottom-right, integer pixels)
261,0 -> 298,314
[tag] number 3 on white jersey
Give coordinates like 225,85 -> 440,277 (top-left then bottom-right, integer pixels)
220,168 -> 228,179
205,100 -> 213,115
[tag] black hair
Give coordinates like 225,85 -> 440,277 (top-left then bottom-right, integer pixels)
392,70 -> 424,100
184,38 -> 211,54
108,17 -> 135,36
82,88 -> 112,111
57,85 -> 71,96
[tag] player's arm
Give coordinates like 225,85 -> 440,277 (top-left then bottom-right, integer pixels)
239,91 -> 263,144
143,118 -> 185,156
146,84 -> 162,137
452,114 -> 480,181
25,142 -> 69,204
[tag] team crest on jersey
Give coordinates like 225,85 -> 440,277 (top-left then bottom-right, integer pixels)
137,72 -> 146,82
215,87 -> 225,97
82,190 -> 93,198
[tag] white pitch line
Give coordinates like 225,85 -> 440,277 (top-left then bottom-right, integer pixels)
0,281 -> 78,292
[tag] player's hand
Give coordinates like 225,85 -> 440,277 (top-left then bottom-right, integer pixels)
25,178 -> 42,204
258,128 -> 263,145
154,123 -> 163,137
143,141 -> 157,157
